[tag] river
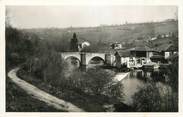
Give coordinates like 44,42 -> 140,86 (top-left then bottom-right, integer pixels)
116,69 -> 171,105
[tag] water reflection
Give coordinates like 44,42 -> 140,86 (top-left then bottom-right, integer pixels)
121,69 -> 169,105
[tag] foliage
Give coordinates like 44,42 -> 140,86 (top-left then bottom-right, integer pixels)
167,54 -> 178,92
70,33 -> 79,51
6,26 -> 40,67
22,50 -> 67,84
132,82 -> 161,112
83,68 -> 114,94
56,67 -> 124,103
132,82 -> 178,112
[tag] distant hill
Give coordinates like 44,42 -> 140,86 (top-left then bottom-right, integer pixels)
22,19 -> 178,52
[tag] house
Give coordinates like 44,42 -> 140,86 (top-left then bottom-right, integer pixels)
129,46 -> 156,68
129,46 -> 154,59
155,43 -> 178,59
130,46 -> 154,64
114,50 -> 136,68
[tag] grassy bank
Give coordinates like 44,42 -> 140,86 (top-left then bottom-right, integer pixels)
6,77 -> 63,112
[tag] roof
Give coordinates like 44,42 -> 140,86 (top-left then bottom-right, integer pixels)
130,45 -> 154,52
155,43 -> 178,52
114,50 -> 131,57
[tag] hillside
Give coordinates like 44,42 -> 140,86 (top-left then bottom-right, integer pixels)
22,19 -> 178,52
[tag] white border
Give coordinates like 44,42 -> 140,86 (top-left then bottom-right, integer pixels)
0,0 -> 182,117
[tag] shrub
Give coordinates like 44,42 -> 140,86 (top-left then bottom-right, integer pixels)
22,51 -> 67,83
67,67 -> 124,102
132,82 -> 178,112
167,54 -> 178,92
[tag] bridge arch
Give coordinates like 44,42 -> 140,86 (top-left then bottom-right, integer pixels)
87,56 -> 105,68
88,56 -> 105,64
85,53 -> 105,65
65,56 -> 80,62
65,56 -> 81,67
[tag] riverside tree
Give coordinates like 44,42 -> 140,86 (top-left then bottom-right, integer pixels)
132,81 -> 178,112
70,33 -> 79,52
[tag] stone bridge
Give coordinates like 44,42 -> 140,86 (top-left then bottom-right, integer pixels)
60,52 -> 114,66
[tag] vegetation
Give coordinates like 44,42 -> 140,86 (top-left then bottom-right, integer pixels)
167,54 -> 178,92
132,81 -> 177,112
6,78 -> 63,112
70,33 -> 79,51
69,68 -> 124,100
6,26 -> 40,68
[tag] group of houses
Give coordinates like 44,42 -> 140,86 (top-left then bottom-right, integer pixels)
110,41 -> 178,69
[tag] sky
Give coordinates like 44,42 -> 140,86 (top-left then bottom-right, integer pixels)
6,6 -> 177,29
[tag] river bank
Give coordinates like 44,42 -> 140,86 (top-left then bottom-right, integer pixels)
114,72 -> 129,81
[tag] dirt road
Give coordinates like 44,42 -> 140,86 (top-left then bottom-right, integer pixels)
8,67 -> 84,112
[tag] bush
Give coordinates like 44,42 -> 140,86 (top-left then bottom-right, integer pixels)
167,54 -> 178,92
66,67 -> 124,102
6,26 -> 39,67
22,51 -> 67,83
132,82 -> 178,112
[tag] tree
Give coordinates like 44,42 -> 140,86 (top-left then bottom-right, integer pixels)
132,82 -> 178,112
67,67 -> 124,103
167,54 -> 178,92
6,26 -> 36,66
70,33 -> 79,51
